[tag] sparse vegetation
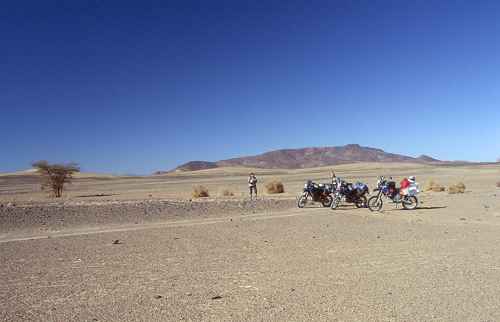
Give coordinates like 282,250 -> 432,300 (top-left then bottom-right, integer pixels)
265,180 -> 285,194
425,180 -> 445,192
221,189 -> 234,197
192,185 -> 209,198
448,182 -> 466,194
496,181 -> 500,188
32,160 -> 80,198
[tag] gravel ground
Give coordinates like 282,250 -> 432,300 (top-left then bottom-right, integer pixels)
2,206 -> 500,321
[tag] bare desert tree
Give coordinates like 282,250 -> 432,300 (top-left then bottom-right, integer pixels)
32,160 -> 80,197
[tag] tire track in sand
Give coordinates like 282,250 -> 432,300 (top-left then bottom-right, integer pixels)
0,207 -> 327,244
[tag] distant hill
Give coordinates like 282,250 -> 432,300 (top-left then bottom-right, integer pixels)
415,154 -> 442,163
173,161 -> 218,172
170,144 -> 448,172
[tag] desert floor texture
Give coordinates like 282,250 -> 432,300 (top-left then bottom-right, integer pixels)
1,162 -> 500,321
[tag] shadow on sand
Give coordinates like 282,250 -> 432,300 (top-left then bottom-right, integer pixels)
383,206 -> 447,212
416,206 -> 447,210
331,205 -> 366,211
76,193 -> 118,198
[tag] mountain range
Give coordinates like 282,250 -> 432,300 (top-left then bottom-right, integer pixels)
169,144 -> 449,172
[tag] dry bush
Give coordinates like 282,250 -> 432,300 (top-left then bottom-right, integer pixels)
192,185 -> 209,198
496,181 -> 500,188
221,189 -> 234,197
448,182 -> 466,194
265,180 -> 285,194
32,160 -> 80,198
425,180 -> 445,192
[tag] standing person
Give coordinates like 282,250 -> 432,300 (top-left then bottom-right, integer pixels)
400,176 -> 415,195
331,170 -> 343,190
248,173 -> 258,200
330,170 -> 336,184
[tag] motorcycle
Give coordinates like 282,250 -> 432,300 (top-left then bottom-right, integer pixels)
297,180 -> 333,208
367,176 -> 419,211
330,180 -> 369,209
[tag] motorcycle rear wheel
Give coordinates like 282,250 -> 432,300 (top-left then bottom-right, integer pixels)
368,196 -> 383,212
322,195 -> 333,207
355,196 -> 367,208
402,196 -> 418,210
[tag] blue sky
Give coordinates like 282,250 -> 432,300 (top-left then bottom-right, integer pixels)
1,0 -> 500,174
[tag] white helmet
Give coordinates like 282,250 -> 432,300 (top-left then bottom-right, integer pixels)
409,176 -> 416,182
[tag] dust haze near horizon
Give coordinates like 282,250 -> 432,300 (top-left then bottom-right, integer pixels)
1,1 -> 500,174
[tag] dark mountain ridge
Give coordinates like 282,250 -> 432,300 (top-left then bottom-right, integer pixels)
170,144 -> 451,172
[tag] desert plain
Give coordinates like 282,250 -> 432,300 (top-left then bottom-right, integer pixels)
1,162 -> 500,321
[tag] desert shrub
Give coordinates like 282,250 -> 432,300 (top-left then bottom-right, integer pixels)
448,182 -> 466,194
221,189 -> 234,197
32,160 -> 80,198
497,181 -> 500,188
192,185 -> 209,198
425,180 -> 445,192
265,180 -> 285,194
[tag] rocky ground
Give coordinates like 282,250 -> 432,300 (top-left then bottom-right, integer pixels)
0,198 -> 296,236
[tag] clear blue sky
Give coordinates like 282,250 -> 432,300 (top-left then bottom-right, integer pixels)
1,0 -> 500,174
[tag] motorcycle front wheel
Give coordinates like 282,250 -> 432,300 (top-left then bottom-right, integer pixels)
330,195 -> 341,210
322,194 -> 333,207
402,196 -> 418,210
355,196 -> 367,208
368,196 -> 383,212
297,194 -> 308,208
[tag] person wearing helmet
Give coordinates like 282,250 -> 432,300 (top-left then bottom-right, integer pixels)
400,176 -> 415,195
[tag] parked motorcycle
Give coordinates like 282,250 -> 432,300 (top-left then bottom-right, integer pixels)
297,180 -> 333,208
367,176 -> 419,211
330,180 -> 369,209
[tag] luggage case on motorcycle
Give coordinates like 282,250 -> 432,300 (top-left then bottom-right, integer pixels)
408,183 -> 419,196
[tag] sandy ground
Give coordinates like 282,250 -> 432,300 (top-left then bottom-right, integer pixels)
1,163 -> 500,321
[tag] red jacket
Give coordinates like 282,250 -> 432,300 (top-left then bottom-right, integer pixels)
400,178 -> 411,189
